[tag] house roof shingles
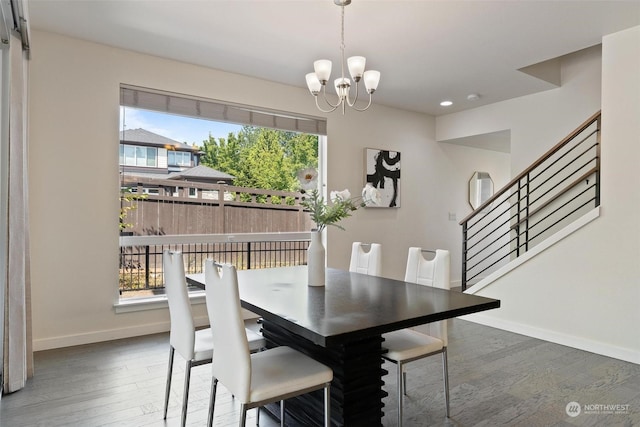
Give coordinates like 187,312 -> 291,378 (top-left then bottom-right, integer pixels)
168,165 -> 235,181
120,128 -> 198,151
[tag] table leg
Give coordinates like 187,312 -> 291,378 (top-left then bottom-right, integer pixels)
260,320 -> 387,427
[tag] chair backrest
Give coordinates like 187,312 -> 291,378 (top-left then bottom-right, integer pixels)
163,250 -> 196,358
404,247 -> 450,345
404,248 -> 450,288
349,242 -> 382,276
204,259 -> 252,402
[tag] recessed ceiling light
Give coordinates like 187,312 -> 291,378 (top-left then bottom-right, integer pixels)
467,93 -> 480,101
440,100 -> 453,107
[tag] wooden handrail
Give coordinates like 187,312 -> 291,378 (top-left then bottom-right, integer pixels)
459,110 -> 601,225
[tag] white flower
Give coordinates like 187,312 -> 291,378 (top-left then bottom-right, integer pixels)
296,168 -> 367,232
330,189 -> 351,202
362,183 -> 382,206
297,168 -> 319,191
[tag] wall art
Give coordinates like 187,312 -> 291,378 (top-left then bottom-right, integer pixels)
365,148 -> 401,208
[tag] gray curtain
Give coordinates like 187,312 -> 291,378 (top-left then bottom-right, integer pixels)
3,28 -> 32,393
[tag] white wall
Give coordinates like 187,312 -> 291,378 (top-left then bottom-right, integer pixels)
438,143 -> 511,223
437,45 -> 602,176
438,29 -> 640,363
28,31 -> 460,349
436,143 -> 511,285
325,110 -> 455,280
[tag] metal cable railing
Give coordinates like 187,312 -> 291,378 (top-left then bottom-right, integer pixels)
460,111 -> 601,290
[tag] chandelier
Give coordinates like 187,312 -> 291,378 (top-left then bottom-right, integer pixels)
305,0 -> 380,114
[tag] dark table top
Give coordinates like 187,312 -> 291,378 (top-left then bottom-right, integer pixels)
187,266 -> 500,347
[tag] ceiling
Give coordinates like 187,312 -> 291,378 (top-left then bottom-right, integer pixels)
26,0 -> 640,117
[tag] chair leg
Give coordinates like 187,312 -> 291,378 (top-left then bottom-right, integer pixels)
163,346 -> 175,419
324,383 -> 331,427
397,361 -> 404,427
208,378 -> 218,427
207,377 -> 218,427
240,403 -> 247,427
181,360 -> 192,427
442,348 -> 450,418
256,406 -> 260,426
403,369 -> 407,395
280,400 -> 285,427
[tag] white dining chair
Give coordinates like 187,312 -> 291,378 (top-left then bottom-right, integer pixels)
162,250 -> 264,427
382,248 -> 451,426
348,242 -> 382,276
204,259 -> 333,427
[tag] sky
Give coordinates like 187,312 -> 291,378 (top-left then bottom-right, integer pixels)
120,107 -> 243,146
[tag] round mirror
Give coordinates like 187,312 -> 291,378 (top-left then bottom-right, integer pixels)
469,171 -> 494,210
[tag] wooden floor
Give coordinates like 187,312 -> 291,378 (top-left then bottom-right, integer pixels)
1,319 -> 639,426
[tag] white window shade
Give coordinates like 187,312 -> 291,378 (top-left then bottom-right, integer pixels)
120,85 -> 327,136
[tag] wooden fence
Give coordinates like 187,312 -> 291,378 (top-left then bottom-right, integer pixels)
121,176 -> 313,235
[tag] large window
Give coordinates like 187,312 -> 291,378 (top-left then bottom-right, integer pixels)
118,85 -> 326,301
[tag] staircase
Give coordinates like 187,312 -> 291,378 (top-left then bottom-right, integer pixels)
459,111 -> 601,291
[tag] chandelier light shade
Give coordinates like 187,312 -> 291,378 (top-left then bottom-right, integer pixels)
305,0 -> 380,114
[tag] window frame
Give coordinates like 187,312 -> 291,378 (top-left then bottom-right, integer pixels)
117,84 -> 327,306
168,150 -> 191,167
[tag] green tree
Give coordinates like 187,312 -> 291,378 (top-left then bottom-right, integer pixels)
200,125 -> 318,193
282,131 -> 318,174
200,132 -> 243,177
241,129 -> 297,190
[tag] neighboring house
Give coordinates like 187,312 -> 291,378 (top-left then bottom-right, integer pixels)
120,128 -> 235,196
119,128 -> 203,175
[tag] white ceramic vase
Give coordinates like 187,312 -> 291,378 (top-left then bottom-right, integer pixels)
307,230 -> 325,287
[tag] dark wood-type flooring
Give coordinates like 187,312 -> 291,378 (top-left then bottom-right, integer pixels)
1,319 -> 638,426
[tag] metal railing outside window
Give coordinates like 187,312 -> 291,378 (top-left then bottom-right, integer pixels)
119,232 -> 311,298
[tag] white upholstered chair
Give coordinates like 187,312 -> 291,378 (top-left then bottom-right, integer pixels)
162,250 -> 264,427
382,248 -> 451,426
204,259 -> 333,427
348,242 -> 382,276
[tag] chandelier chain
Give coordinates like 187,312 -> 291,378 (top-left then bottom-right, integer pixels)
340,4 -> 346,82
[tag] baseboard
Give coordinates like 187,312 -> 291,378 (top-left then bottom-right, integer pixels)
32,315 -> 210,352
461,312 -> 640,365
33,307 -> 262,351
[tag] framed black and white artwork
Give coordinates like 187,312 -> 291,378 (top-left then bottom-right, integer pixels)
365,148 -> 401,208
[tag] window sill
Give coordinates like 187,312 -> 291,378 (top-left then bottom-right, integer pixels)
114,290 -> 206,314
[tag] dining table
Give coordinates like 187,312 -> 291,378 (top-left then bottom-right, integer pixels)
186,265 -> 500,426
